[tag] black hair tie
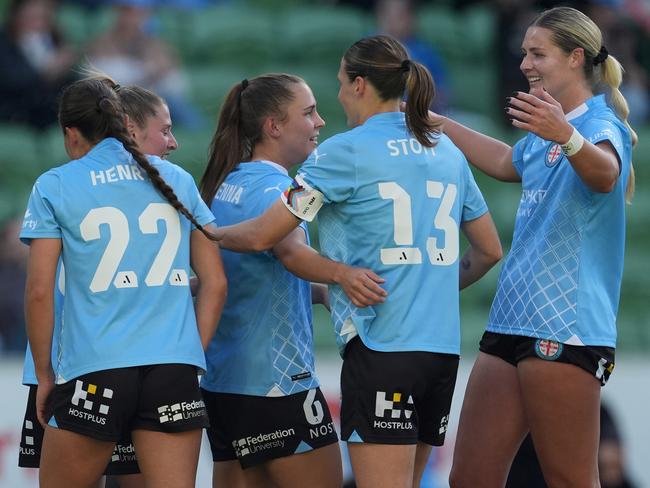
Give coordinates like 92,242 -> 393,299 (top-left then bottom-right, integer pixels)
401,59 -> 411,72
96,96 -> 109,113
593,46 -> 609,66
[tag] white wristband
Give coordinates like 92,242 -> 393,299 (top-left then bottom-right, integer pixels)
560,127 -> 584,157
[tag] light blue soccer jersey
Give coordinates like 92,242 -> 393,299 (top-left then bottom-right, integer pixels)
22,262 -> 64,385
488,95 -> 632,347
20,138 -> 214,383
201,161 -> 319,397
287,112 -> 488,356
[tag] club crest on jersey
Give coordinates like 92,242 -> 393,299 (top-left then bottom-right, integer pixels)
535,339 -> 563,360
545,143 -> 564,168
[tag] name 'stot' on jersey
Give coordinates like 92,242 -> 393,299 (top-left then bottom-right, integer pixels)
278,112 -> 488,355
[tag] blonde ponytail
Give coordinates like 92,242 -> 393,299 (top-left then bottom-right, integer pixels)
600,55 -> 637,202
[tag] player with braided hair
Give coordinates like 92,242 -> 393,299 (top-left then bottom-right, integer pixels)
18,81 -> 192,488
20,76 -> 226,487
88,78 -> 213,238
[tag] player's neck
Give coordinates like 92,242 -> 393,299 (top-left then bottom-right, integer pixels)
249,146 -> 293,172
357,99 -> 402,125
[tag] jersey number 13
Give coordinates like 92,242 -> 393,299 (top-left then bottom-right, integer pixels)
379,181 -> 458,266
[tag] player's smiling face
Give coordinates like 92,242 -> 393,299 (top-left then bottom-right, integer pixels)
520,26 -> 577,98
278,82 -> 324,164
131,103 -> 178,159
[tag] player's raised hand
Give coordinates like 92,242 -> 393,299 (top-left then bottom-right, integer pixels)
337,266 -> 387,308
506,90 -> 574,144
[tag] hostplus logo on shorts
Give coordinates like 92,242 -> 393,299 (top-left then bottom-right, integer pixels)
157,399 -> 206,424
374,391 -> 414,430
69,380 -> 113,425
233,429 -> 296,458
20,419 -> 36,456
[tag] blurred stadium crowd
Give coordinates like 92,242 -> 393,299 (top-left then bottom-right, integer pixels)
1,0 -> 649,354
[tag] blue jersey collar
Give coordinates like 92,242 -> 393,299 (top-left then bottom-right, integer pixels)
80,137 -> 129,165
257,160 -> 289,175
236,160 -> 289,176
364,111 -> 405,125
565,94 -> 606,121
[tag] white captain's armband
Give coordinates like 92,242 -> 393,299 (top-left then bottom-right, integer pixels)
282,174 -> 324,222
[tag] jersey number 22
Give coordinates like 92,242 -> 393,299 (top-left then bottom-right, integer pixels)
80,203 -> 187,292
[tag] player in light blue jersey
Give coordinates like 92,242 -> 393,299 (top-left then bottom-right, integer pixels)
215,36 -> 502,487
19,83 -> 180,488
438,8 -> 638,488
20,76 -> 226,488
198,73 -> 388,488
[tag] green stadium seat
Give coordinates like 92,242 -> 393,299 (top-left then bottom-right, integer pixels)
186,64 -> 255,119
416,6 -> 463,62
56,4 -> 114,49
275,7 -> 370,67
181,6 -> 275,68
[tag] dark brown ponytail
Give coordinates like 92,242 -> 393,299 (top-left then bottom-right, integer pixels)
343,35 -> 441,147
199,74 -> 303,205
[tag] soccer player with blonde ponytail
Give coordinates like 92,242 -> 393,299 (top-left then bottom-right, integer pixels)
436,7 -> 636,488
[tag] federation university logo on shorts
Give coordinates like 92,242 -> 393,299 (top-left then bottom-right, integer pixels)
374,391 -> 414,430
69,380 -> 113,424
545,143 -> 564,168
535,339 -> 563,360
232,428 -> 296,458
157,399 -> 206,424
111,443 -> 136,463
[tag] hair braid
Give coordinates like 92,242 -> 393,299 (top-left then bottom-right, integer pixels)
99,96 -> 219,241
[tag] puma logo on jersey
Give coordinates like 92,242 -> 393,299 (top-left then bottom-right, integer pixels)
312,149 -> 327,165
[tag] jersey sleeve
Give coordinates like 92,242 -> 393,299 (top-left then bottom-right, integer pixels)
189,186 -> 216,229
579,118 -> 627,170
511,136 -> 528,177
281,136 -> 356,222
461,163 -> 488,222
257,173 -> 310,241
182,169 -> 215,230
20,171 -> 62,244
